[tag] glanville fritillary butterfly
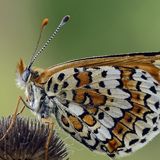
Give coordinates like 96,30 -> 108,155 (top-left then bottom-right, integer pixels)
7,15 -> 160,159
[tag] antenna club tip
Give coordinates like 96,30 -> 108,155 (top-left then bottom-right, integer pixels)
63,15 -> 70,22
61,15 -> 70,26
41,18 -> 49,28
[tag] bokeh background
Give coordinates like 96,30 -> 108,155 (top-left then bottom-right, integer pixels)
0,0 -> 160,159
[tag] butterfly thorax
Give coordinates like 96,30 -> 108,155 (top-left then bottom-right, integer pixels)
25,82 -> 55,119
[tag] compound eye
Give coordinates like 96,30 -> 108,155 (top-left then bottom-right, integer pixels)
22,68 -> 31,82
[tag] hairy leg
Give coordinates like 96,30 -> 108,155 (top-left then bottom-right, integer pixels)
0,96 -> 26,141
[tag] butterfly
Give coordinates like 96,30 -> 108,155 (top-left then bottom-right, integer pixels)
15,15 -> 160,159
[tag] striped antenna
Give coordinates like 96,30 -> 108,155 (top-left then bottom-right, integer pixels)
28,15 -> 70,69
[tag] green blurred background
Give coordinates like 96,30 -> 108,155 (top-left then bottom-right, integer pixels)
0,0 -> 160,159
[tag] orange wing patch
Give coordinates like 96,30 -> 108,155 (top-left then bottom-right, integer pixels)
82,114 -> 96,126
130,91 -> 146,105
120,112 -> 137,130
68,115 -> 83,131
75,71 -> 92,87
130,103 -> 151,119
73,88 -> 106,106
106,136 -> 122,153
112,122 -> 130,141
86,107 -> 98,115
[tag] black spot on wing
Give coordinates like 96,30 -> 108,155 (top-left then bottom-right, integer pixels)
53,83 -> 58,93
152,117 -> 158,124
84,85 -> 91,89
62,81 -> 69,88
74,68 -> 79,73
155,101 -> 160,110
125,148 -> 132,153
141,74 -> 147,80
73,73 -> 80,87
107,89 -> 111,95
144,94 -> 151,106
105,107 -> 110,111
98,112 -> 104,120
99,81 -> 105,88
150,86 -> 157,94
72,90 -> 76,101
93,129 -> 98,134
101,70 -> 107,78
57,73 -> 65,81
136,81 -> 141,91
142,128 -> 150,136
117,79 -> 123,88
140,138 -> 147,143
129,138 -> 139,146
153,126 -> 158,131
88,71 -> 93,83
47,77 -> 52,91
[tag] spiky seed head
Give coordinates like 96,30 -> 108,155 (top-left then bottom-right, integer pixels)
0,116 -> 69,160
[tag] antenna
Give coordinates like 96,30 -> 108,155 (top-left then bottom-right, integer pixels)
29,18 -> 49,63
35,18 -> 49,53
28,15 -> 70,69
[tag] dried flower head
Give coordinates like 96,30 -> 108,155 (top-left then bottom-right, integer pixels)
0,116 -> 68,160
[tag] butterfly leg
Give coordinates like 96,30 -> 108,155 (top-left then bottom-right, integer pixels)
16,105 -> 25,116
42,117 -> 54,160
0,96 -> 26,141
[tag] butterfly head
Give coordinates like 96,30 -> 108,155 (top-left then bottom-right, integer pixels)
16,59 -> 42,89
